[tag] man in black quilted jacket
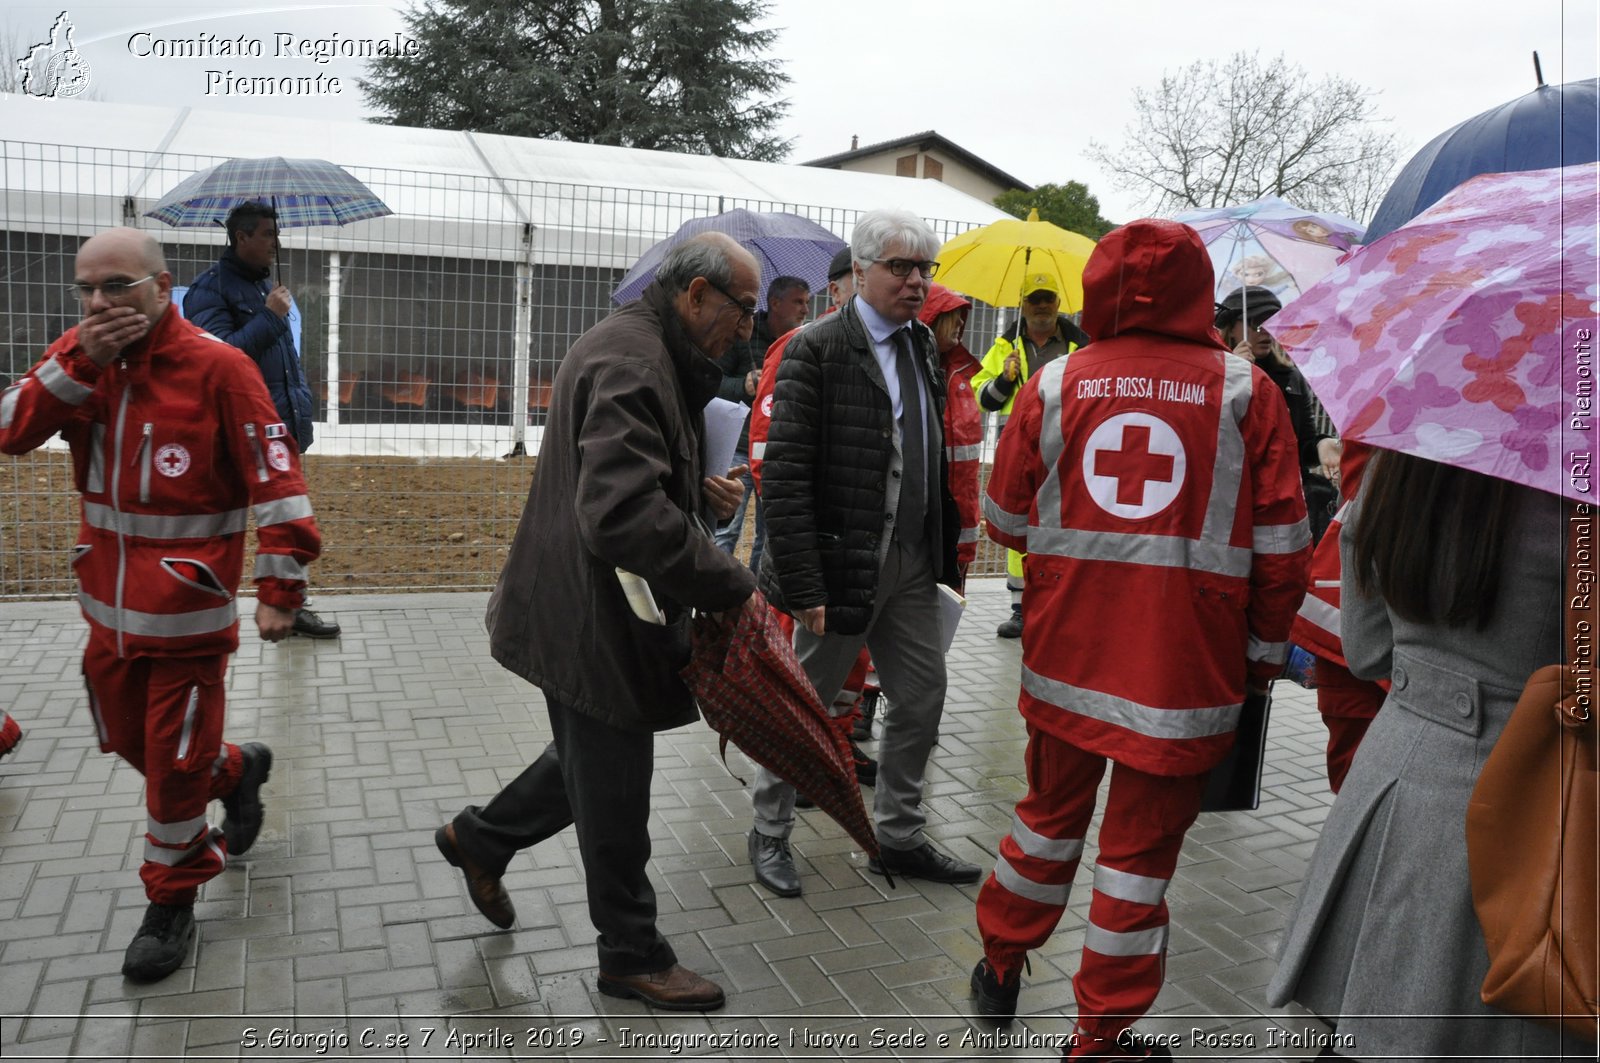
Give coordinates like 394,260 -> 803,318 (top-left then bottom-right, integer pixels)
747,208 -> 975,897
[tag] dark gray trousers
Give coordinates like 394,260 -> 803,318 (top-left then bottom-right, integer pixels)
452,697 -> 674,976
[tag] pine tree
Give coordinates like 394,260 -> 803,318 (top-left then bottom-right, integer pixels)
361,0 -> 792,162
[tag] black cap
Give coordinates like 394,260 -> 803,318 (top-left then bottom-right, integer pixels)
827,246 -> 854,281
1215,285 -> 1283,330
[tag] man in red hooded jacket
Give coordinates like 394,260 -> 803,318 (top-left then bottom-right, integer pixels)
972,219 -> 1310,1059
0,228 -> 322,984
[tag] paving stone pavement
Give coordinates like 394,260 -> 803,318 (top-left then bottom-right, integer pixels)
0,580 -> 1343,1062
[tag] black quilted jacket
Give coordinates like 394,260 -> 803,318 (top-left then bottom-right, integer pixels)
757,298 -> 960,635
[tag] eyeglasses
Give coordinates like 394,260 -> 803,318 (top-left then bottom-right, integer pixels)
705,279 -> 756,321
68,275 -> 157,300
1024,290 -> 1057,306
873,258 -> 939,279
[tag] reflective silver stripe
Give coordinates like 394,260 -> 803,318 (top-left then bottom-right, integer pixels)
1254,519 -> 1311,555
946,443 -> 983,462
254,553 -> 308,581
1331,499 -> 1353,525
211,750 -> 229,775
175,685 -> 199,761
1022,665 -> 1240,739
958,526 -> 981,544
143,836 -> 207,866
1010,811 -> 1085,863
1031,357 -> 1071,552
82,501 -> 249,539
1199,355 -> 1253,546
147,813 -> 208,845
254,495 -> 313,527
87,423 -> 106,493
993,853 -> 1072,907
1093,864 -> 1170,906
1025,526 -> 1253,578
0,382 -> 22,429
1297,594 -> 1341,639
36,357 -> 94,406
750,441 -> 766,460
1248,634 -> 1289,664
982,494 -> 1029,537
79,591 -> 237,638
1084,921 -> 1168,957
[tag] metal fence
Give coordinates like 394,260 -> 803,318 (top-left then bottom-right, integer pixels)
1,140 -> 1013,599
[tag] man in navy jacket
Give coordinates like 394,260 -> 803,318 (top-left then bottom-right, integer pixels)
185,202 -> 339,639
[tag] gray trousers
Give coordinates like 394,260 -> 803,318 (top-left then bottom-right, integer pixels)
751,540 -> 947,851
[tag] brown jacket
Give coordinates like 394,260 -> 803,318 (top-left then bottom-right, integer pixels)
487,281 -> 757,731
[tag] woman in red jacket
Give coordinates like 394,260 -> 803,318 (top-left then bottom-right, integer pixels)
920,284 -> 983,586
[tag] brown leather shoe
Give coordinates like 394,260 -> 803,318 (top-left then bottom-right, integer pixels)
434,823 -> 515,929
597,964 -> 726,1011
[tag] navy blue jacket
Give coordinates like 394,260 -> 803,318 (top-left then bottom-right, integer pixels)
184,249 -> 315,450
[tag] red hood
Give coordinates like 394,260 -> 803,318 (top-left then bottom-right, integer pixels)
918,283 -> 971,325
1081,219 -> 1227,349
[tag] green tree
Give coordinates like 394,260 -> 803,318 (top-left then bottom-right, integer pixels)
994,181 -> 1116,240
1088,51 -> 1398,222
362,0 -> 792,162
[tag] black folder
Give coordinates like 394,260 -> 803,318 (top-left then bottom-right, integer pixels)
1200,690 -> 1272,812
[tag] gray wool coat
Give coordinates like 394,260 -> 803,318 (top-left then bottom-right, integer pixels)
1268,482 -> 1594,1061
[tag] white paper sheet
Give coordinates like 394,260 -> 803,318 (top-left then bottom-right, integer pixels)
938,584 -> 966,653
703,397 -> 749,481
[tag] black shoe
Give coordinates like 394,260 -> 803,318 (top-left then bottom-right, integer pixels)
1066,1030 -> 1174,1060
868,841 -> 981,884
852,691 -> 878,741
996,605 -> 1023,639
852,741 -> 877,786
795,792 -> 816,809
748,829 -> 801,897
122,902 -> 195,983
221,742 -> 272,855
971,957 -> 1021,1024
291,607 -> 341,639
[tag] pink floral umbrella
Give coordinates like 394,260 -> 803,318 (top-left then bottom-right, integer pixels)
1270,163 -> 1600,503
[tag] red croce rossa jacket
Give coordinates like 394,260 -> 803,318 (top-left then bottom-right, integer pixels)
0,306 -> 322,658
983,219 -> 1311,776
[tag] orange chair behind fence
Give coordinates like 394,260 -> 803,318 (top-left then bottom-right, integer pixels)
378,369 -> 430,409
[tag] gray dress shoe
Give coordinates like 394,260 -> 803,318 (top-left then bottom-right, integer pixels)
748,829 -> 801,897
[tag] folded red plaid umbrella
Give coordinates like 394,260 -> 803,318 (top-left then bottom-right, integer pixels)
684,592 -> 881,868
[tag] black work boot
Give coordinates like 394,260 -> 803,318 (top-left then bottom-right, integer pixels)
122,902 -> 196,982
971,957 -> 1022,1024
222,742 -> 273,855
996,604 -> 1023,639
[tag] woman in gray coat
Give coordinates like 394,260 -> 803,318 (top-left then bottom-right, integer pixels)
1267,450 -> 1592,1060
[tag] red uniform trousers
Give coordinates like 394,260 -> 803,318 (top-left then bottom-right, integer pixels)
1312,658 -> 1385,794
83,638 -> 245,905
976,725 -> 1207,1046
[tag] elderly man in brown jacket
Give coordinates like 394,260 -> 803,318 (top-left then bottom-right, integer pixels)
435,233 -> 759,1011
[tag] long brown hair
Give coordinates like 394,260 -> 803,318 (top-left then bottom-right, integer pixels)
1350,450 -> 1518,629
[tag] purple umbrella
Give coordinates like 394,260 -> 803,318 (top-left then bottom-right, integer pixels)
612,209 -> 846,309
1173,196 -> 1365,304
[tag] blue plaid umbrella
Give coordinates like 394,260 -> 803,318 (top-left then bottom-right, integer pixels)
144,156 -> 391,229
612,209 -> 846,310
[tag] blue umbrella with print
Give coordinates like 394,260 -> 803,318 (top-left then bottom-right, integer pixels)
612,209 -> 846,310
145,156 -> 391,289
145,156 -> 392,229
1173,195 -> 1365,305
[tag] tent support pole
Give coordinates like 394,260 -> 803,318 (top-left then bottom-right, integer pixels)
326,251 -> 342,428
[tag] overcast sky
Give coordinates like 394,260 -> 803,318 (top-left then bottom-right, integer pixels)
7,0 -> 1598,222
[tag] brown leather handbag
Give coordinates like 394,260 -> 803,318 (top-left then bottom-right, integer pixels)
1466,511 -> 1598,1041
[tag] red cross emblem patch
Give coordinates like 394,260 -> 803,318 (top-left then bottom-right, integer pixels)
154,443 -> 191,478
1082,412 -> 1186,519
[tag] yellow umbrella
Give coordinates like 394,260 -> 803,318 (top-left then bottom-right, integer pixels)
935,209 -> 1097,311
